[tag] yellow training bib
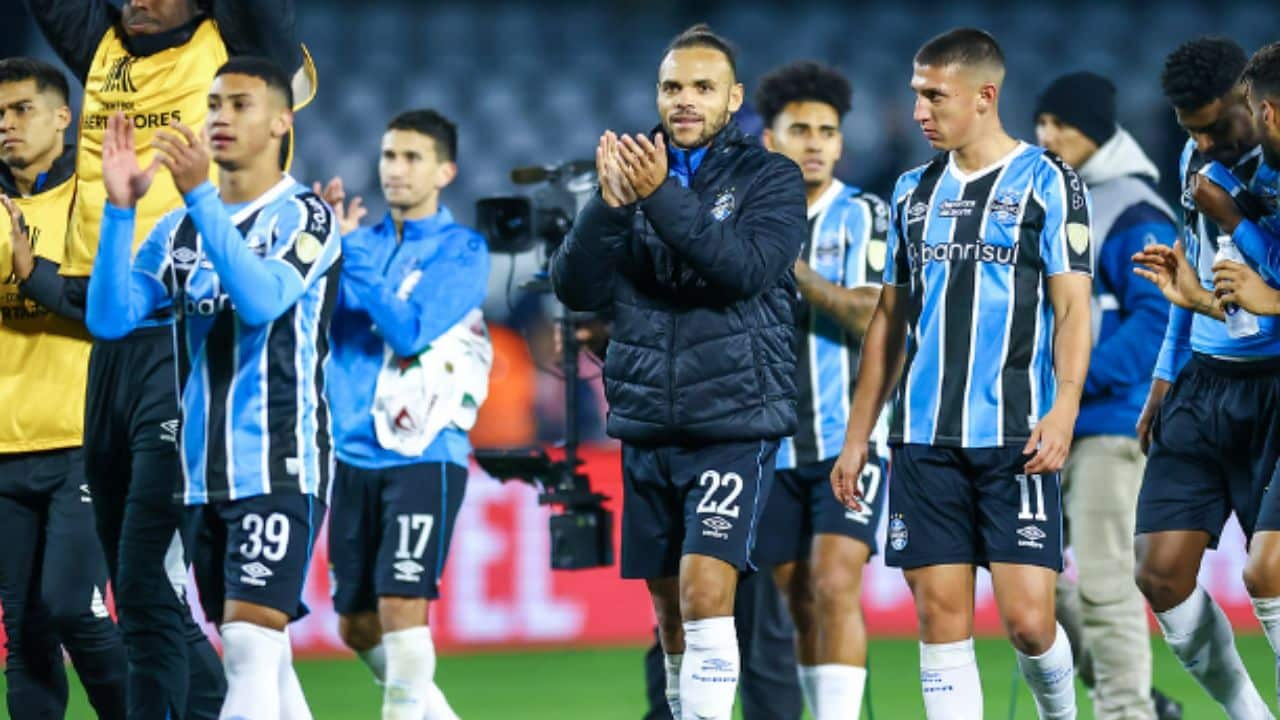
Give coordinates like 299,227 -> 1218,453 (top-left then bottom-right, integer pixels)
65,19 -> 229,276
0,175 -> 92,452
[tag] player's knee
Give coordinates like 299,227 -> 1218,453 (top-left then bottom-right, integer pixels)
1134,558 -> 1187,611
1242,556 -> 1280,598
811,568 -> 860,618
1003,607 -> 1056,656
680,581 -> 734,620
337,614 -> 381,652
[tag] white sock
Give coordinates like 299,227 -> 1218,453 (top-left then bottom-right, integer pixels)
796,665 -> 819,717
424,682 -> 461,720
1252,596 -> 1280,708
1015,624 -> 1076,719
680,617 -> 739,720
383,627 -> 437,720
278,634 -> 313,720
664,653 -> 683,719
812,664 -> 867,719
359,644 -> 388,684
920,638 -> 983,720
1156,586 -> 1272,719
219,621 -> 286,720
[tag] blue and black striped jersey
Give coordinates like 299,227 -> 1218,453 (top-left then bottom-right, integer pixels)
778,180 -> 890,470
884,142 -> 1092,448
132,176 -> 342,504
1153,143 -> 1280,382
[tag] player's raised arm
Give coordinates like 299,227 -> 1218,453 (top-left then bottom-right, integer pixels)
212,0 -> 302,70
550,133 -> 634,312
636,144 -> 808,301
344,227 -> 489,358
22,0 -> 115,82
85,112 -> 168,340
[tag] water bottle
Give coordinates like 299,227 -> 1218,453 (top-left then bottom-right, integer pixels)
1215,235 -> 1261,338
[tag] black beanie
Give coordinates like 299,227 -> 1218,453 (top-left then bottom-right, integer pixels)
1034,71 -> 1117,147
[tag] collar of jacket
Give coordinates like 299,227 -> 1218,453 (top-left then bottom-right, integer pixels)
117,13 -> 207,57
650,121 -> 753,186
0,144 -> 76,197
377,205 -> 457,242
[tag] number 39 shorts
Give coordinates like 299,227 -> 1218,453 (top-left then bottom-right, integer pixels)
619,440 -> 778,579
194,493 -> 327,622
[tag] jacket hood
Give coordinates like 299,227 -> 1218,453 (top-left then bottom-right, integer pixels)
1078,127 -> 1160,187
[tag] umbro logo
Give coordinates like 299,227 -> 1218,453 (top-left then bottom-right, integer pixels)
393,559 -> 425,583
907,201 -> 928,224
241,562 -> 273,586
702,516 -> 732,532
1016,524 -> 1047,550
159,419 -> 179,443
1016,525 -> 1046,542
172,246 -> 198,269
700,658 -> 734,673
79,483 -> 92,503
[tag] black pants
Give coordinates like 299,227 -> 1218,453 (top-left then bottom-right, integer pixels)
0,448 -> 127,720
85,328 -> 225,720
643,568 -> 802,720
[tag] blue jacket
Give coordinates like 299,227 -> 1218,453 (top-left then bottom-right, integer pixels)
550,122 -> 806,445
1072,129 -> 1176,438
327,207 -> 489,469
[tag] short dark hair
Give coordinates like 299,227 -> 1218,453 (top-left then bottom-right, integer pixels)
754,61 -> 853,128
0,57 -> 70,105
1161,36 -> 1247,111
915,28 -> 1005,72
666,23 -> 737,80
1242,42 -> 1280,106
387,109 -> 458,163
214,56 -> 293,109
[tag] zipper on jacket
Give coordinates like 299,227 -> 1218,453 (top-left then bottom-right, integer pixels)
667,310 -> 677,428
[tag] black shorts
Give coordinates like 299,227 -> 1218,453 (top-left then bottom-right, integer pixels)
885,444 -> 1063,571
194,493 -> 325,621
753,455 -> 888,566
620,440 -> 778,579
328,460 -> 468,614
1138,354 -> 1280,546
84,325 -> 181,458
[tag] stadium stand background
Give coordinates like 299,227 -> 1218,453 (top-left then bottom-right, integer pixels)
11,0 -> 1280,324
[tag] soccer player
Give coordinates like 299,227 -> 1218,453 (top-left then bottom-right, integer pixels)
23,2 -> 313,717
0,56 -> 126,720
85,57 -> 339,720
1033,71 -> 1179,720
830,28 -> 1091,719
751,60 -> 889,719
551,24 -> 807,720
1132,39 -> 1280,714
320,109 -> 489,720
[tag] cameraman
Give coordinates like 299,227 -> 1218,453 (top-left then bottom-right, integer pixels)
550,24 -> 806,720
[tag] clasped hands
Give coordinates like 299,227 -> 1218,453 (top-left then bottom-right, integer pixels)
596,131 -> 668,208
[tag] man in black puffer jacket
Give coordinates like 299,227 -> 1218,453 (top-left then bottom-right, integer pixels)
551,23 -> 806,720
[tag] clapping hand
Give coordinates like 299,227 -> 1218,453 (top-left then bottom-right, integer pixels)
150,121 -> 210,195
313,176 -> 366,236
1,195 -> 34,281
102,112 -> 161,209
596,132 -> 638,208
617,132 -> 668,200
